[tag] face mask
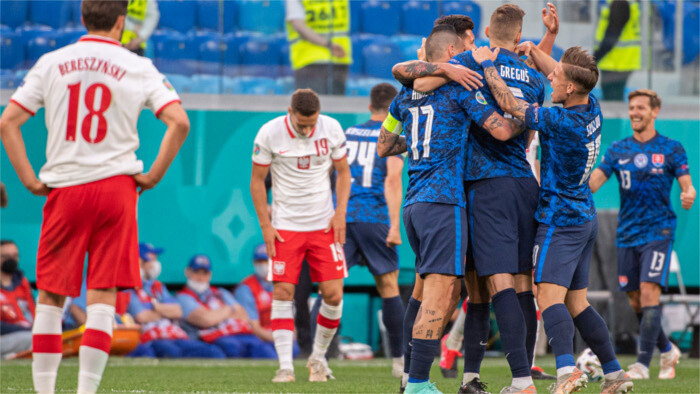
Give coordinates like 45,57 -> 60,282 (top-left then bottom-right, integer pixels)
1,259 -> 18,275
187,278 -> 209,294
254,262 -> 268,279
144,260 -> 162,280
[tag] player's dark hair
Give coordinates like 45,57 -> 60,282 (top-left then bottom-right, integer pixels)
488,4 -> 525,43
291,89 -> 321,116
370,83 -> 398,112
561,46 -> 599,94
434,15 -> 474,39
425,25 -> 461,62
0,240 -> 16,247
82,0 -> 128,32
628,89 -> 661,109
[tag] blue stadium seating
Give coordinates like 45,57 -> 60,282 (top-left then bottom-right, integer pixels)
1,31 -> 24,70
391,34 -> 422,62
224,76 -> 280,95
198,38 -> 223,75
191,74 -> 222,94
237,0 -> 285,34
347,77 -> 399,96
351,33 -> 382,76
0,70 -> 19,89
474,37 -> 489,48
350,0 -> 362,33
361,1 -> 400,36
363,39 -> 402,79
154,33 -> 198,75
221,1 -> 239,33
441,1 -> 481,36
158,0 -> 197,32
275,76 -> 294,94
26,35 -> 58,65
221,33 -> 243,77
196,0 -> 220,31
402,1 -> 438,36
653,0 -> 699,64
69,0 -> 81,26
1,0 -> 28,29
279,39 -> 292,76
239,33 -> 283,77
29,0 -> 72,29
165,73 -> 193,94
56,26 -> 87,49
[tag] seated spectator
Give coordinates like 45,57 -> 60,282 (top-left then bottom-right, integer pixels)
0,240 -> 34,358
127,243 -> 224,358
176,254 -> 276,358
234,244 -> 300,356
63,282 -> 87,330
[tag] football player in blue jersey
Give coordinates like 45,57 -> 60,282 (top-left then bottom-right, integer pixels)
343,82 -> 407,378
391,5 -> 560,393
473,43 -> 634,394
378,25 -> 524,394
589,89 -> 696,380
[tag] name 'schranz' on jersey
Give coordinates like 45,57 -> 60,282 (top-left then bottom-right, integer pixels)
10,35 -> 180,188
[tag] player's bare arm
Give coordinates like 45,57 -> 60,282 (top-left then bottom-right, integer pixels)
250,163 -> 283,258
589,168 -> 609,193
678,174 -> 696,210
517,41 -> 559,76
384,156 -> 404,247
473,47 -> 530,122
377,127 -> 407,157
527,2 -> 559,69
133,102 -> 190,194
392,61 -> 482,92
482,111 -> 526,141
0,102 -> 50,196
328,157 -> 351,244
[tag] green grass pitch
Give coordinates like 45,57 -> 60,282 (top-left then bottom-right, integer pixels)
1,355 -> 698,393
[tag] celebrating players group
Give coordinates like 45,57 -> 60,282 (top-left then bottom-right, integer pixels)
0,1 -> 695,394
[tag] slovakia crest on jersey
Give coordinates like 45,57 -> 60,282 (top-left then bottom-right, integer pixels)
298,156 -> 310,170
634,153 -> 648,168
652,154 -> 664,167
618,275 -> 628,287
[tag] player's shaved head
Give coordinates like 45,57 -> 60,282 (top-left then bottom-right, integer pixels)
425,25 -> 463,62
561,47 -> 599,94
434,15 -> 475,39
291,89 -> 321,116
488,4 -> 525,44
370,83 -> 398,112
81,0 -> 128,32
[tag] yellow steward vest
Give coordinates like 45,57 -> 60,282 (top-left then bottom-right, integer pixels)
595,0 -> 641,71
286,0 -> 352,70
121,0 -> 148,50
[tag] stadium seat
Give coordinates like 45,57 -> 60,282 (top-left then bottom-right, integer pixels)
1,32 -> 23,70
158,0 -> 197,32
347,77 -> 398,96
221,33 -> 243,77
56,26 -> 87,48
220,0 -> 239,33
361,1 -> 400,36
197,33 -> 224,75
351,33 -> 382,76
196,0 -> 220,31
441,1 -> 482,36
165,73 -> 193,94
237,0 -> 285,34
154,33 -> 198,75
239,33 -> 283,77
350,0 -> 362,33
363,40 -> 402,79
69,0 -> 81,26
26,35 -> 58,65
29,0 -> 72,29
654,0 -> 699,64
275,76 -> 294,94
402,1 -> 438,36
279,39 -> 292,76
0,69 -> 21,89
391,34 -> 422,62
224,76 -> 280,95
1,0 -> 28,29
191,74 -> 222,94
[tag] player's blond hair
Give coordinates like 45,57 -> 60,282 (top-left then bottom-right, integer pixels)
488,4 -> 525,43
561,47 -> 599,94
628,89 -> 662,109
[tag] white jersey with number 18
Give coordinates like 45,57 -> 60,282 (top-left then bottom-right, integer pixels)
10,35 -> 180,188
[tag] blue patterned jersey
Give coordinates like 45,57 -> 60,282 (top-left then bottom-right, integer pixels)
450,49 -> 546,181
345,120 -> 391,224
389,83 -> 494,207
598,133 -> 689,247
524,94 -> 603,226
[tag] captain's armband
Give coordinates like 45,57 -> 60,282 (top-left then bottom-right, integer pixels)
382,113 -> 403,135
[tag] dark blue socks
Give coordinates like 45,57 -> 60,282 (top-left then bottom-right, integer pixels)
309,295 -> 322,338
574,306 -> 621,374
542,304 -> 575,371
408,338 -> 439,382
463,302 -> 490,373
637,310 -> 672,353
518,291 -> 538,368
638,305 -> 663,366
382,295 -> 405,358
492,288 -> 530,378
403,297 -> 421,374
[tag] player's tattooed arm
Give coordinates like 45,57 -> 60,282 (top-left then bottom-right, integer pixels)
392,61 -> 441,87
483,66 -> 530,122
481,112 -> 526,141
392,61 -> 483,91
377,127 -> 407,157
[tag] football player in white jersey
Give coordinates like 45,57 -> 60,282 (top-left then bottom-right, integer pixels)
0,2 -> 189,393
250,89 -> 351,383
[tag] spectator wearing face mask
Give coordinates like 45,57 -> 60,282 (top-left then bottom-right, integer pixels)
0,240 -> 35,358
234,244 -> 300,357
126,243 -> 224,358
176,254 -> 276,358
